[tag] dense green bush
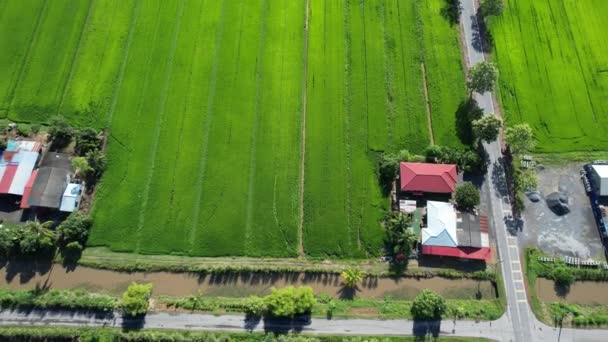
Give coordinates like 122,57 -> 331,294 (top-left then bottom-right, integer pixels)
57,213 -> 92,245
75,127 -> 100,156
119,283 -> 152,317
264,286 -> 316,318
0,288 -> 115,311
411,289 -> 447,320
48,116 -> 74,150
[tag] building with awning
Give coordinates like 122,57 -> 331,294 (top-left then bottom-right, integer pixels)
27,152 -> 72,209
420,201 -> 491,261
0,140 -> 41,196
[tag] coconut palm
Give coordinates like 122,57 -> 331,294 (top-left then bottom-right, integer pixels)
19,220 -> 55,254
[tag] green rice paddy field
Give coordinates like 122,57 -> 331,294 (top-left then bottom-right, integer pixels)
490,0 -> 608,153
0,0 -> 465,257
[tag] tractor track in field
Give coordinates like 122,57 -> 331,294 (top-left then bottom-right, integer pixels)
5,0 -> 48,113
55,0 -> 94,116
420,62 -> 434,144
343,0 -> 354,255
244,0 -> 268,254
106,0 -> 141,124
297,0 -> 311,258
135,0 -> 186,252
188,0 -> 227,253
168,0 -> 206,247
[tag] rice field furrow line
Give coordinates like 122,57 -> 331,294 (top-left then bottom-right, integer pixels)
135,0 -> 186,252
297,0 -> 310,258
167,0 -> 207,244
56,0 -> 94,117
342,0 -> 354,250
188,0 -> 227,253
244,0 -> 268,254
106,0 -> 142,124
5,0 -> 48,113
395,1 -> 413,137
559,0 -> 598,123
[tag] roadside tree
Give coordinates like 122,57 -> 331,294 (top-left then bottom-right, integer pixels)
411,289 -> 447,320
480,0 -> 505,17
472,115 -> 502,143
515,168 -> 538,192
119,282 -> 153,317
467,61 -> 498,95
454,182 -> 480,211
505,124 -> 535,155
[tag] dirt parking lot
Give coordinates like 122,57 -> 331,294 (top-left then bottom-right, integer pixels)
520,163 -> 604,260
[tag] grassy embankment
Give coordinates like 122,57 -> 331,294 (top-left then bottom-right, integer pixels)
524,248 -> 608,327
0,286 -> 502,321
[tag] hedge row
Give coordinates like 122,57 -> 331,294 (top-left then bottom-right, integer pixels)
0,288 -> 115,312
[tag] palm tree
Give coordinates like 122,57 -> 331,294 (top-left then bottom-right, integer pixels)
384,212 -> 415,255
19,221 -> 55,254
341,268 -> 363,288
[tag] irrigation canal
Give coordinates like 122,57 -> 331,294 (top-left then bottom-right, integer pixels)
0,262 -> 496,300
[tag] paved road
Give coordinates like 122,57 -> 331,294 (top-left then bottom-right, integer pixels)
459,0 -> 533,341
1,309 -> 608,341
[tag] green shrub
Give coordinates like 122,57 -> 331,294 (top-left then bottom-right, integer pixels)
119,283 -> 152,317
245,295 -> 266,316
411,289 -> 446,320
16,124 -> 31,137
57,213 -> 92,245
0,288 -> 115,312
48,116 -> 73,150
264,286 -> 316,317
552,266 -> 575,287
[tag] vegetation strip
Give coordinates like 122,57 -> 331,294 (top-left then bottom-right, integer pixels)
420,63 -> 434,144
0,326 -> 492,342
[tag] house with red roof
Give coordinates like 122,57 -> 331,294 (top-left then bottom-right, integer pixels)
399,162 -> 457,194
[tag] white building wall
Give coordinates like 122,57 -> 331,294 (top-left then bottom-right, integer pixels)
592,165 -> 608,196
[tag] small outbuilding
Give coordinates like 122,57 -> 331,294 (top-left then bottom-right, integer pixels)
59,183 -> 82,213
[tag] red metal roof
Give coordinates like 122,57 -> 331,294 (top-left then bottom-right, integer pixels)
400,162 -> 457,193
0,164 -> 17,194
20,170 -> 38,209
421,245 -> 491,261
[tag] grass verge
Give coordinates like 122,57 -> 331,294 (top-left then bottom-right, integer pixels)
0,326 -> 494,341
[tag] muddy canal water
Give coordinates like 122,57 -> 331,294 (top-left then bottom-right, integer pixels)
536,278 -> 608,304
0,264 -> 496,300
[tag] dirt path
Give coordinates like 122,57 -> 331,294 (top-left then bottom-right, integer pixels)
420,63 -> 434,145
298,0 -> 311,258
